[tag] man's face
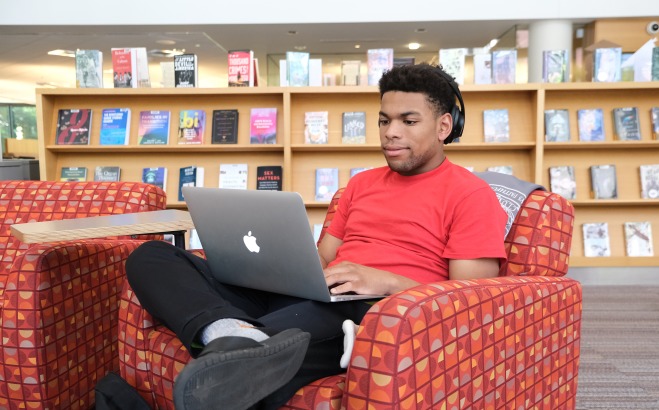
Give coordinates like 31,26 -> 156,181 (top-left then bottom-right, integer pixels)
378,91 -> 451,176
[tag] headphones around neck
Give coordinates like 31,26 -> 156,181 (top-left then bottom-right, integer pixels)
434,68 -> 465,144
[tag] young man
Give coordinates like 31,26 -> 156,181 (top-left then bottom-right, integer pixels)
125,63 -> 507,410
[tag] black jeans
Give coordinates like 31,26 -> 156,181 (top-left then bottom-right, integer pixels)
125,240 -> 372,409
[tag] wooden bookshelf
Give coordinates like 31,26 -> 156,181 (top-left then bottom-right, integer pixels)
37,82 -> 659,267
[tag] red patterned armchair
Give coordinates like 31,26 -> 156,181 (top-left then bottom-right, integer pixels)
0,180 -> 166,409
118,187 -> 581,409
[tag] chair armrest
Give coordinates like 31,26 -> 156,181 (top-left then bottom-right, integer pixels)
344,276 -> 582,409
0,239 -> 146,408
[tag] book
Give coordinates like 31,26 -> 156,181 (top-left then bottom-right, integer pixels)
218,163 -> 248,190
473,54 -> 492,85
75,50 -> 103,88
138,110 -> 171,145
544,109 -> 570,142
174,54 -> 198,87
178,165 -> 205,201
55,108 -> 92,145
211,109 -> 239,144
178,109 -> 206,144
160,61 -> 175,87
483,109 -> 510,142
250,108 -> 277,144
653,107 -> 659,140
315,168 -> 339,201
304,111 -> 328,144
624,221 -> 654,257
341,60 -> 361,86
253,58 -> 260,86
99,108 -> 131,145
60,167 -> 87,181
639,164 -> 659,199
542,49 -> 568,83
439,48 -> 467,84
133,47 -> 151,88
367,48 -> 393,86
228,50 -> 254,87
590,164 -> 618,199
342,111 -> 366,144
486,166 -> 513,175
309,58 -> 323,86
393,57 -> 415,67
582,222 -> 611,257
652,47 -> 659,81
111,48 -> 136,88
256,166 -> 282,191
94,166 -> 121,182
549,166 -> 576,200
286,51 -> 310,87
142,167 -> 167,191
577,108 -> 605,141
350,167 -> 370,178
593,47 -> 622,82
612,107 -> 641,140
491,49 -> 517,84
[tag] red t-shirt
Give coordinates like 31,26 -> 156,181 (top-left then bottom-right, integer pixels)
326,159 -> 507,283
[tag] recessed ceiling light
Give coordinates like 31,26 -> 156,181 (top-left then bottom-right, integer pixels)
408,42 -> 421,50
354,44 -> 361,49
294,45 -> 307,51
47,49 -> 76,58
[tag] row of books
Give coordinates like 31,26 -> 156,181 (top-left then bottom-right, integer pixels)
549,164 -> 659,200
583,221 -> 654,257
545,106 -> 659,142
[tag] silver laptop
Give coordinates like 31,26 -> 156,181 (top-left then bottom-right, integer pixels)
182,186 -> 385,303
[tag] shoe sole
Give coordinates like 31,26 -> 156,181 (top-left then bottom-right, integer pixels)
173,329 -> 311,410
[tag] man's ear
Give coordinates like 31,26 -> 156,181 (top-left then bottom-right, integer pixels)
437,112 -> 453,144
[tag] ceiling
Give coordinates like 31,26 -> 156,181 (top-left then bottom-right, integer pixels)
0,20 -> 565,104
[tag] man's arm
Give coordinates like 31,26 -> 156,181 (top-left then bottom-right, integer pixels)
448,258 -> 500,280
317,232 -> 342,269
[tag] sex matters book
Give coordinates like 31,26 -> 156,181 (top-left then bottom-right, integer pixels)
250,108 -> 277,144
111,48 -> 136,88
624,221 -> 654,257
549,165 -> 576,200
577,109 -> 605,141
593,47 -> 622,82
491,49 -> 517,84
228,50 -> 254,87
211,109 -> 239,144
174,54 -> 198,88
178,165 -> 205,201
439,48 -> 467,84
542,49 -> 568,83
544,109 -> 570,142
99,108 -> 131,145
138,110 -> 171,145
94,166 -> 121,182
60,167 -> 87,182
55,109 -> 92,145
315,168 -> 339,201
218,163 -> 248,190
639,164 -> 659,199
612,107 -> 641,141
341,60 -> 361,86
473,54 -> 492,85
286,51 -> 310,87
304,111 -> 328,144
142,167 -> 167,191
75,50 -> 103,88
367,48 -> 393,86
582,222 -> 611,257
178,109 -> 206,144
483,109 -> 510,142
256,166 -> 282,191
342,111 -> 366,144
590,164 -> 618,199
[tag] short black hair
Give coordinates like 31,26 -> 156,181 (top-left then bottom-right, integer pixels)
378,63 -> 457,117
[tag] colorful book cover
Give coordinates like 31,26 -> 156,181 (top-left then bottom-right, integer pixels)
94,166 -> 121,182
367,48 -> 393,86
256,165 -> 282,191
341,60 -> 361,86
613,107 -> 641,141
178,109 -> 206,144
286,51 -> 310,87
583,222 -> 611,257
542,49 -> 568,83
577,109 -> 605,141
218,163 -> 248,190
111,48 -> 136,88
483,109 -> 510,142
473,54 -> 492,85
142,167 -> 167,191
593,47 -> 622,82
639,164 -> 659,199
439,48 -> 467,84
342,112 -> 366,144
174,54 -> 198,88
55,108 -> 92,145
590,164 -> 618,199
138,110 -> 171,145
75,50 -> 103,88
544,109 -> 570,142
60,167 -> 87,181
178,165 -> 205,201
228,50 -> 254,87
304,111 -> 328,144
624,221 -> 654,257
211,109 -> 239,144
315,168 -> 339,201
549,165 -> 576,200
250,108 -> 277,144
99,108 -> 131,145
491,49 -> 517,84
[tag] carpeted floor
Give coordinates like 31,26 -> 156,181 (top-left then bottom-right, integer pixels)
576,286 -> 659,409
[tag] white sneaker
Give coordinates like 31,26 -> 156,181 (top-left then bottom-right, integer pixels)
340,319 -> 359,369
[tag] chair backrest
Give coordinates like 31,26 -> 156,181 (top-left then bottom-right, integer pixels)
317,187 -> 574,278
0,180 -> 167,276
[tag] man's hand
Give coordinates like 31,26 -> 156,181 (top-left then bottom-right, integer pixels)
324,261 -> 420,296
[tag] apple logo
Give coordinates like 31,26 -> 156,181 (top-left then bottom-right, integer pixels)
243,231 -> 260,253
